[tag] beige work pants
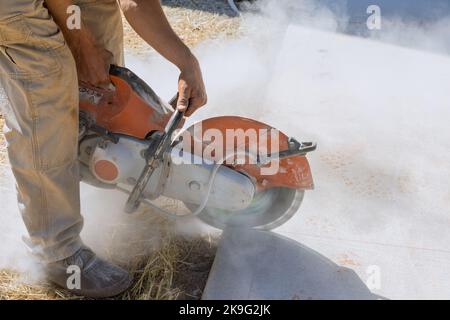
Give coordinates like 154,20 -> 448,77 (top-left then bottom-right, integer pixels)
0,0 -> 124,262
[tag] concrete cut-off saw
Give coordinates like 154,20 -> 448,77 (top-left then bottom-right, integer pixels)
78,66 -> 316,230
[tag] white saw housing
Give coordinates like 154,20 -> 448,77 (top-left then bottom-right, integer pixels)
79,135 -> 255,211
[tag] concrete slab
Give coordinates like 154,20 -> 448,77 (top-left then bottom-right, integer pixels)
263,26 -> 450,299
203,25 -> 450,300
202,228 -> 381,300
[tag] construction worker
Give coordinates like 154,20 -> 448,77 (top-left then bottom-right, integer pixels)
0,0 -> 207,297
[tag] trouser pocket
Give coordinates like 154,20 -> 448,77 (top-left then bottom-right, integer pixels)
0,6 -> 78,170
0,8 -> 67,78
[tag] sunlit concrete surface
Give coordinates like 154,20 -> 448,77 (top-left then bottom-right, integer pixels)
201,23 -> 450,300
264,26 -> 450,300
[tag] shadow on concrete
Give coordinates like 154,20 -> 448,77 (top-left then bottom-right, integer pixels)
203,227 -> 385,300
161,0 -> 239,17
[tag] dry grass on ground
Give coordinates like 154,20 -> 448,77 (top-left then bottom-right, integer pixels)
0,235 -> 217,300
123,0 -> 240,55
0,1 -> 240,300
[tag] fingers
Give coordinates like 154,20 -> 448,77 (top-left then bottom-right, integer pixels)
90,70 -> 111,88
177,88 -> 207,116
177,84 -> 190,113
102,49 -> 114,66
77,47 -> 112,89
96,50 -> 113,88
79,67 -> 110,88
176,62 -> 207,116
176,81 -> 207,116
184,92 -> 207,117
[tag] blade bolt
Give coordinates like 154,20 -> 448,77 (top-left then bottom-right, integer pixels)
188,181 -> 201,191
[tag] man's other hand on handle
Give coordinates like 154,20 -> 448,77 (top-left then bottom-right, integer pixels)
120,0 -> 207,117
177,55 -> 207,116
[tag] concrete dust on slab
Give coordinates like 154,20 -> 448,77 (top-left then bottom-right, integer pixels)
194,8 -> 450,299
262,25 -> 450,299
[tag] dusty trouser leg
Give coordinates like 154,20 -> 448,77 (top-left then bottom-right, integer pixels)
0,2 -> 82,262
75,0 -> 125,66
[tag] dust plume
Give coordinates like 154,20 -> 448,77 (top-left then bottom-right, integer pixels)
0,0 -> 449,284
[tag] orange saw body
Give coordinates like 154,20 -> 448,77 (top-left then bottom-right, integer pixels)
79,68 -> 181,139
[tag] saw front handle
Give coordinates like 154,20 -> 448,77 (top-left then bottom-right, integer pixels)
125,94 -> 184,213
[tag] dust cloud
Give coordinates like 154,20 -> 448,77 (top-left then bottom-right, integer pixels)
0,0 -> 449,281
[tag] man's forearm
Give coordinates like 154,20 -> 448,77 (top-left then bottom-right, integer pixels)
119,0 -> 196,70
44,0 -> 113,86
45,0 -> 86,46
45,0 -> 206,103
44,0 -> 100,60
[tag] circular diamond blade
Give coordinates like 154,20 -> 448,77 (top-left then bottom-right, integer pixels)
186,188 -> 304,230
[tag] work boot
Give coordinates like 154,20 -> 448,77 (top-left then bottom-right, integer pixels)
45,246 -> 132,298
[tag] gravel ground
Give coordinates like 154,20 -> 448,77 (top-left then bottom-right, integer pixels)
123,0 -> 240,55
